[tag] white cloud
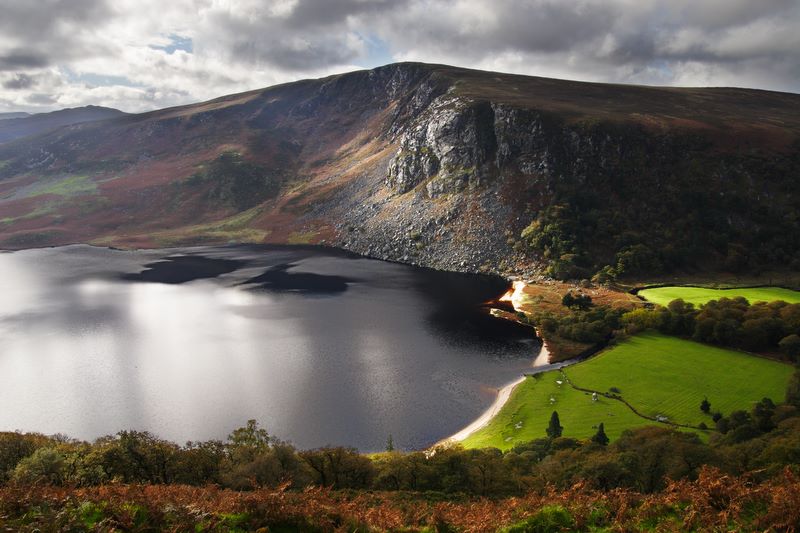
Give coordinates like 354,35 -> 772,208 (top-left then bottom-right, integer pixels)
0,0 -> 797,114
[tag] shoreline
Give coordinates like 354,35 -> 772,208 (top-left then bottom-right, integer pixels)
435,316 -> 552,447
442,375 -> 528,444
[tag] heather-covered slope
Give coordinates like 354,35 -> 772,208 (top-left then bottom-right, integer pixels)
0,63 -> 798,278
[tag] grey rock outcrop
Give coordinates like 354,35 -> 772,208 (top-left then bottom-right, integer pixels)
387,96 -> 497,197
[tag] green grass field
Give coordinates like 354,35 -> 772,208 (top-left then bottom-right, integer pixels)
462,333 -> 794,450
461,371 -> 645,449
638,286 -> 800,307
565,333 -> 793,427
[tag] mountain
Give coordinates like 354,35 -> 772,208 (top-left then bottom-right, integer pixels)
0,112 -> 30,121
0,63 -> 798,279
0,105 -> 125,144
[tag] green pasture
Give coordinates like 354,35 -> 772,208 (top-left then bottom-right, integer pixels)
565,333 -> 793,427
638,286 -> 800,307
461,371 -> 644,450
463,333 -> 793,450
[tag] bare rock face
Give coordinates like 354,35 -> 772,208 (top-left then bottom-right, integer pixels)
387,96 -> 497,197
386,97 -> 563,200
491,104 -> 553,177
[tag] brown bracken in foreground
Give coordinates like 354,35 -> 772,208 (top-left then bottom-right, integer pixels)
1,467 -> 798,532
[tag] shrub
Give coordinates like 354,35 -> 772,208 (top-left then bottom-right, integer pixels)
500,505 -> 575,533
700,398 -> 711,413
779,334 -> 800,361
12,447 -> 65,485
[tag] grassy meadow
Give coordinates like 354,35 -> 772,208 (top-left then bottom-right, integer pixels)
638,286 -> 800,307
463,333 -> 794,450
461,370 -> 644,449
565,333 -> 793,427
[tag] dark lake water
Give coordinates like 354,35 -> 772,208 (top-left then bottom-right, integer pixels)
0,245 -> 539,451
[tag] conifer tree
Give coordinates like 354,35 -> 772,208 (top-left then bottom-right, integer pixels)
592,423 -> 609,446
700,398 -> 711,413
547,411 -> 563,438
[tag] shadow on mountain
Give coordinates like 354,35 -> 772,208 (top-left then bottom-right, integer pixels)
242,263 -> 355,294
122,256 -> 245,284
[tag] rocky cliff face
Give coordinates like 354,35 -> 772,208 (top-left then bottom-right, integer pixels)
1,63 -> 799,278
387,96 -> 497,197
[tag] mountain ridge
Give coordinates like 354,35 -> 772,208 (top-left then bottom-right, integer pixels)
0,112 -> 31,121
0,62 -> 798,279
0,105 -> 126,144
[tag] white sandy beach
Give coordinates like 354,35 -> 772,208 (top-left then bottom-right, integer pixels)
438,322 -> 551,446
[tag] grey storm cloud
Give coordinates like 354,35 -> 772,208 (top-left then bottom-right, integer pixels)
380,0 -> 800,64
200,0 -> 409,71
2,73 -> 36,90
393,1 -> 621,55
284,0 -> 407,28
0,0 -> 111,57
0,52 -> 49,71
0,0 -> 798,113
0,0 -> 110,35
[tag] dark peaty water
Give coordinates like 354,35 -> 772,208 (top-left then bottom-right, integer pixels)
0,245 -> 539,451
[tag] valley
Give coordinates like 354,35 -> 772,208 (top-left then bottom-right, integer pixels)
2,63 -> 800,456
2,61 -> 800,532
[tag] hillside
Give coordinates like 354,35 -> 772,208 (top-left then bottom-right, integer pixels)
0,63 -> 799,279
0,105 -> 125,144
0,112 -> 30,121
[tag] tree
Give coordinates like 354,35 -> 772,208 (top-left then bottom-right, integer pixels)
591,423 -> 609,446
220,421 -> 313,490
614,244 -> 663,276
385,434 -> 394,452
562,292 -> 592,310
0,432 -> 50,483
547,411 -> 563,439
787,371 -> 800,408
299,447 -> 375,489
752,397 -> 776,433
592,265 -> 617,284
700,398 -> 711,413
94,431 -> 179,484
227,420 -> 271,454
779,334 -> 800,361
12,447 -> 65,485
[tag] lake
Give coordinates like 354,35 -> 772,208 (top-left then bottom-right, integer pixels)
0,245 -> 539,451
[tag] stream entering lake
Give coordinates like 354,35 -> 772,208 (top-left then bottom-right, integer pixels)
0,245 -> 539,451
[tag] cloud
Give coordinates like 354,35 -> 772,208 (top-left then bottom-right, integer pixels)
0,0 -> 797,114
192,0 -> 410,71
2,73 -> 36,90
0,52 -> 49,71
383,0 -> 800,89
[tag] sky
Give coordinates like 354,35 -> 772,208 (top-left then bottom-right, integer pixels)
1,0 -> 798,114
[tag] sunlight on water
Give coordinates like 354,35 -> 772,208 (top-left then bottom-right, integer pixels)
0,245 -> 539,450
